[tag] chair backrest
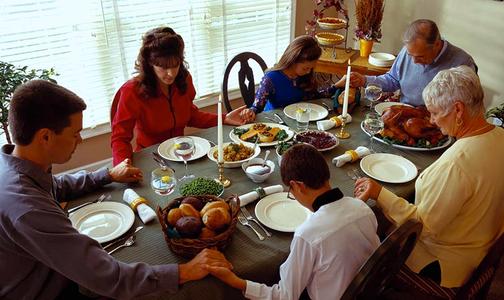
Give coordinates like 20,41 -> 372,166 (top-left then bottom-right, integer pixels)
221,52 -> 267,113
110,92 -> 120,125
341,219 -> 423,300
456,233 -> 504,300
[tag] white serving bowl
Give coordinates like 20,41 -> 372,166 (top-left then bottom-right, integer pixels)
207,141 -> 260,168
242,158 -> 275,183
368,52 -> 396,67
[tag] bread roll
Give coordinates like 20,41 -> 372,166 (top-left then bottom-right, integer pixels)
175,216 -> 202,238
181,196 -> 204,211
179,203 -> 200,218
167,208 -> 183,227
202,207 -> 231,231
200,200 -> 230,217
199,227 -> 217,239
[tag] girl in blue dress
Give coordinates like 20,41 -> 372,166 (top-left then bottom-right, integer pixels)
240,35 -> 345,122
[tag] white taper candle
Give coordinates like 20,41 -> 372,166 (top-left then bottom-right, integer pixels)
217,94 -> 224,163
342,59 -> 351,117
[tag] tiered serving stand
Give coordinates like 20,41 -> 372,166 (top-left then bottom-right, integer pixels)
314,17 -> 352,59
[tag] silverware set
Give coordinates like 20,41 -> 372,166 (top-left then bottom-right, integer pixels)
67,194 -> 111,214
347,168 -> 365,181
152,151 -> 175,172
238,207 -> 271,240
264,113 -> 286,125
321,102 -> 334,112
104,226 -> 144,254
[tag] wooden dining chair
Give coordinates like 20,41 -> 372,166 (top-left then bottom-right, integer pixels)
221,52 -> 267,113
340,219 -> 423,300
395,233 -> 504,300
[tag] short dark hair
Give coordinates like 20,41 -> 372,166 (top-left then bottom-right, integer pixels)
8,80 -> 87,145
280,144 -> 330,189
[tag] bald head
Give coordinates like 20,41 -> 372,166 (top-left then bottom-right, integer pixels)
403,19 -> 441,45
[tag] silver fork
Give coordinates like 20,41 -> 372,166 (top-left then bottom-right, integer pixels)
238,214 -> 265,241
68,194 -> 110,214
241,208 -> 271,237
108,236 -> 135,255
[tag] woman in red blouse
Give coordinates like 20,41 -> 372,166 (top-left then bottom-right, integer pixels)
111,27 -> 247,165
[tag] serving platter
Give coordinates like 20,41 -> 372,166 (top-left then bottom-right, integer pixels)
229,123 -> 294,147
360,121 -> 453,151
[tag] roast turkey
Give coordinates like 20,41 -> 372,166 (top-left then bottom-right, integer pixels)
380,105 -> 445,146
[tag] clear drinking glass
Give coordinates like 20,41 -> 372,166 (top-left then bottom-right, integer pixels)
174,136 -> 195,180
365,83 -> 383,111
295,105 -> 311,131
363,112 -> 384,153
151,167 -> 177,196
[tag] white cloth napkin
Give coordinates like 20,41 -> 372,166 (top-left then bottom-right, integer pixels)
123,189 -> 156,224
238,185 -> 284,207
317,114 -> 353,131
332,146 -> 371,167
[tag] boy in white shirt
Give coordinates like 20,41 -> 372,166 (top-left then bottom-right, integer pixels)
206,144 -> 380,300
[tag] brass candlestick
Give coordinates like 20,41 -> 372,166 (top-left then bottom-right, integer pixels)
335,115 -> 351,139
215,162 -> 231,187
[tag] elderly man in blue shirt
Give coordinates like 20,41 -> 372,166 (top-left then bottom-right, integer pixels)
349,19 -> 476,107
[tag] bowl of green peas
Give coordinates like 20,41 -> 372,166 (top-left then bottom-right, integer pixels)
178,177 -> 224,197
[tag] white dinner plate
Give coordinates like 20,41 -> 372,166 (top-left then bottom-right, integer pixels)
360,153 -> 418,183
360,121 -> 453,151
283,102 -> 329,121
374,102 -> 412,115
157,136 -> 211,162
255,192 -> 312,232
69,202 -> 135,243
229,123 -> 294,147
207,141 -> 261,168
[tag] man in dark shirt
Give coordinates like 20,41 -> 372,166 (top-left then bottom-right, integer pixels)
0,80 -> 231,299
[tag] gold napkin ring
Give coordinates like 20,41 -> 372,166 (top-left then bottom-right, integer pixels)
255,187 -> 266,199
130,197 -> 148,211
330,116 -> 343,127
345,150 -> 359,162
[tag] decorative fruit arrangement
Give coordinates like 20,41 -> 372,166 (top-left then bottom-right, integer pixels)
166,196 -> 232,239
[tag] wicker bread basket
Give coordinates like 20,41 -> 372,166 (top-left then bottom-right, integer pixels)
156,194 -> 240,258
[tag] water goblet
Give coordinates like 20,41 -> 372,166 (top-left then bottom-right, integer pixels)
365,83 -> 383,111
151,167 -> 177,196
363,112 -> 384,153
174,136 -> 195,180
295,105 -> 311,131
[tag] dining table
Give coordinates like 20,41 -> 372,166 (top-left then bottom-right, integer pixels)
68,99 -> 449,299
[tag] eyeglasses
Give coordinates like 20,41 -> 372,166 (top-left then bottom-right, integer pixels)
287,185 -> 296,200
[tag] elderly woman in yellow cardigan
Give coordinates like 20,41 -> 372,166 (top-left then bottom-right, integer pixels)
354,65 -> 504,291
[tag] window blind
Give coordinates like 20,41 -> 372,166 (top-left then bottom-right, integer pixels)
0,0 -> 292,143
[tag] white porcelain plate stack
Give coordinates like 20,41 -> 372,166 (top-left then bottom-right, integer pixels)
368,53 -> 396,67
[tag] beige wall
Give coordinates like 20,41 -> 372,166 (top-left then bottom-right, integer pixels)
295,0 -> 504,109
56,0 -> 504,172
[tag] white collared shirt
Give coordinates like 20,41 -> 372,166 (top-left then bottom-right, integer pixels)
245,197 -> 380,300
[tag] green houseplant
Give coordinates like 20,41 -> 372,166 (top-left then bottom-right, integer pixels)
0,61 -> 57,144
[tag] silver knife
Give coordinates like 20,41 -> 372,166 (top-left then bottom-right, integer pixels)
273,113 -> 286,125
151,152 -> 175,172
103,226 -> 144,250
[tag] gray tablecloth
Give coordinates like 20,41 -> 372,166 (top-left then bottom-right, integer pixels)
70,100 -> 446,299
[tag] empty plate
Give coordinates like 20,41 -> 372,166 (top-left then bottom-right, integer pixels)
158,136 -> 211,162
255,192 -> 312,232
69,202 -> 135,243
360,153 -> 417,183
283,103 -> 328,121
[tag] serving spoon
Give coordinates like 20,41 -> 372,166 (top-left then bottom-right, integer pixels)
246,150 -> 271,175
